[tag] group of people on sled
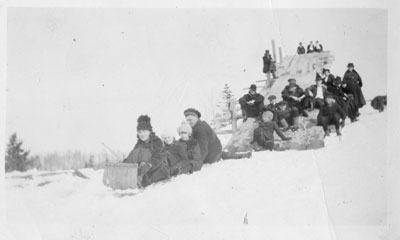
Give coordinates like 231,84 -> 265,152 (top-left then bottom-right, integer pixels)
122,108 -> 222,188
297,41 -> 324,54
239,62 -> 366,151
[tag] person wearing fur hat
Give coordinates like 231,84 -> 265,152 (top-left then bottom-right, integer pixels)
123,115 -> 170,187
253,111 -> 292,151
177,122 -> 203,174
317,96 -> 347,137
342,63 -> 366,118
184,108 -> 222,164
239,84 -> 265,122
161,129 -> 187,177
281,78 -> 308,117
276,100 -> 300,131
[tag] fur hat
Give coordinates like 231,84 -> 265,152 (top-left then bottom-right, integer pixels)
184,108 -> 201,118
177,121 -> 192,135
250,84 -> 257,91
137,115 -> 152,131
322,68 -> 330,74
347,63 -> 354,68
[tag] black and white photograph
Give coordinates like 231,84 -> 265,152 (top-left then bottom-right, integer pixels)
1,1 -> 399,240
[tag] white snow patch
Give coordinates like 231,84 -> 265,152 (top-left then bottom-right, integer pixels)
4,106 -> 388,240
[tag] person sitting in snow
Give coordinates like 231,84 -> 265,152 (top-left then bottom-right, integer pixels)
176,122 -> 203,173
314,41 -> 323,53
161,130 -> 187,176
281,78 -> 308,117
262,95 -> 279,121
297,42 -> 306,55
184,108 -> 222,164
322,69 -> 335,87
317,96 -> 347,137
307,41 -> 315,53
253,111 -> 292,151
304,78 -> 328,110
276,100 -> 300,131
327,76 -> 357,122
123,115 -> 170,188
239,84 -> 265,122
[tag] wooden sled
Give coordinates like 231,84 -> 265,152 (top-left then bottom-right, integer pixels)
102,163 -> 138,190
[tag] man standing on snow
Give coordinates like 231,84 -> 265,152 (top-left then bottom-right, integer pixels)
239,84 -> 265,122
184,108 -> 222,164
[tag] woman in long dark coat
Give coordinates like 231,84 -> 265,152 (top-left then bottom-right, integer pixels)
342,63 -> 366,116
123,115 -> 170,187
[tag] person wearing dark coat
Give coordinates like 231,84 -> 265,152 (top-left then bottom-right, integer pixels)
177,122 -> 203,173
322,69 -> 335,87
327,76 -> 357,122
261,95 -> 279,121
239,84 -> 265,121
307,41 -> 315,53
184,108 -> 222,164
161,130 -> 187,176
297,42 -> 306,55
281,78 -> 308,117
253,111 -> 292,151
262,50 -> 271,74
342,63 -> 366,117
314,41 -> 323,53
276,100 -> 300,131
317,96 -> 347,137
304,78 -> 328,110
123,115 -> 170,188
371,95 -> 387,112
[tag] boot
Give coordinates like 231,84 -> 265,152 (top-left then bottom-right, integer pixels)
324,130 -> 330,137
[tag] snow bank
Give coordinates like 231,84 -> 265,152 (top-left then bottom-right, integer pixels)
4,106 -> 387,240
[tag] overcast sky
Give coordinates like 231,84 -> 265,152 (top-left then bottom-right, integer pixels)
6,8 -> 387,154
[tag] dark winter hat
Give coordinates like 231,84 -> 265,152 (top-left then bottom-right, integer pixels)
288,78 -> 296,83
322,68 -> 330,74
268,95 -> 276,101
184,108 -> 201,118
137,115 -> 152,131
250,84 -> 257,91
278,100 -> 288,106
347,63 -> 354,68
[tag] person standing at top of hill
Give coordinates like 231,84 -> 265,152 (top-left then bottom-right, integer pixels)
239,84 -> 265,122
184,108 -> 222,164
297,42 -> 306,55
307,41 -> 315,53
342,63 -> 366,117
314,41 -> 323,53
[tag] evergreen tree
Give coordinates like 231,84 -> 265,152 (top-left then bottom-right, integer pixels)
5,133 -> 32,172
212,84 -> 240,129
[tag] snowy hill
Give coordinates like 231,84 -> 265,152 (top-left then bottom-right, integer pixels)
4,105 -> 387,240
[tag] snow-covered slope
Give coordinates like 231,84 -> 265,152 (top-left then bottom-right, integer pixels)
4,106 -> 387,240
